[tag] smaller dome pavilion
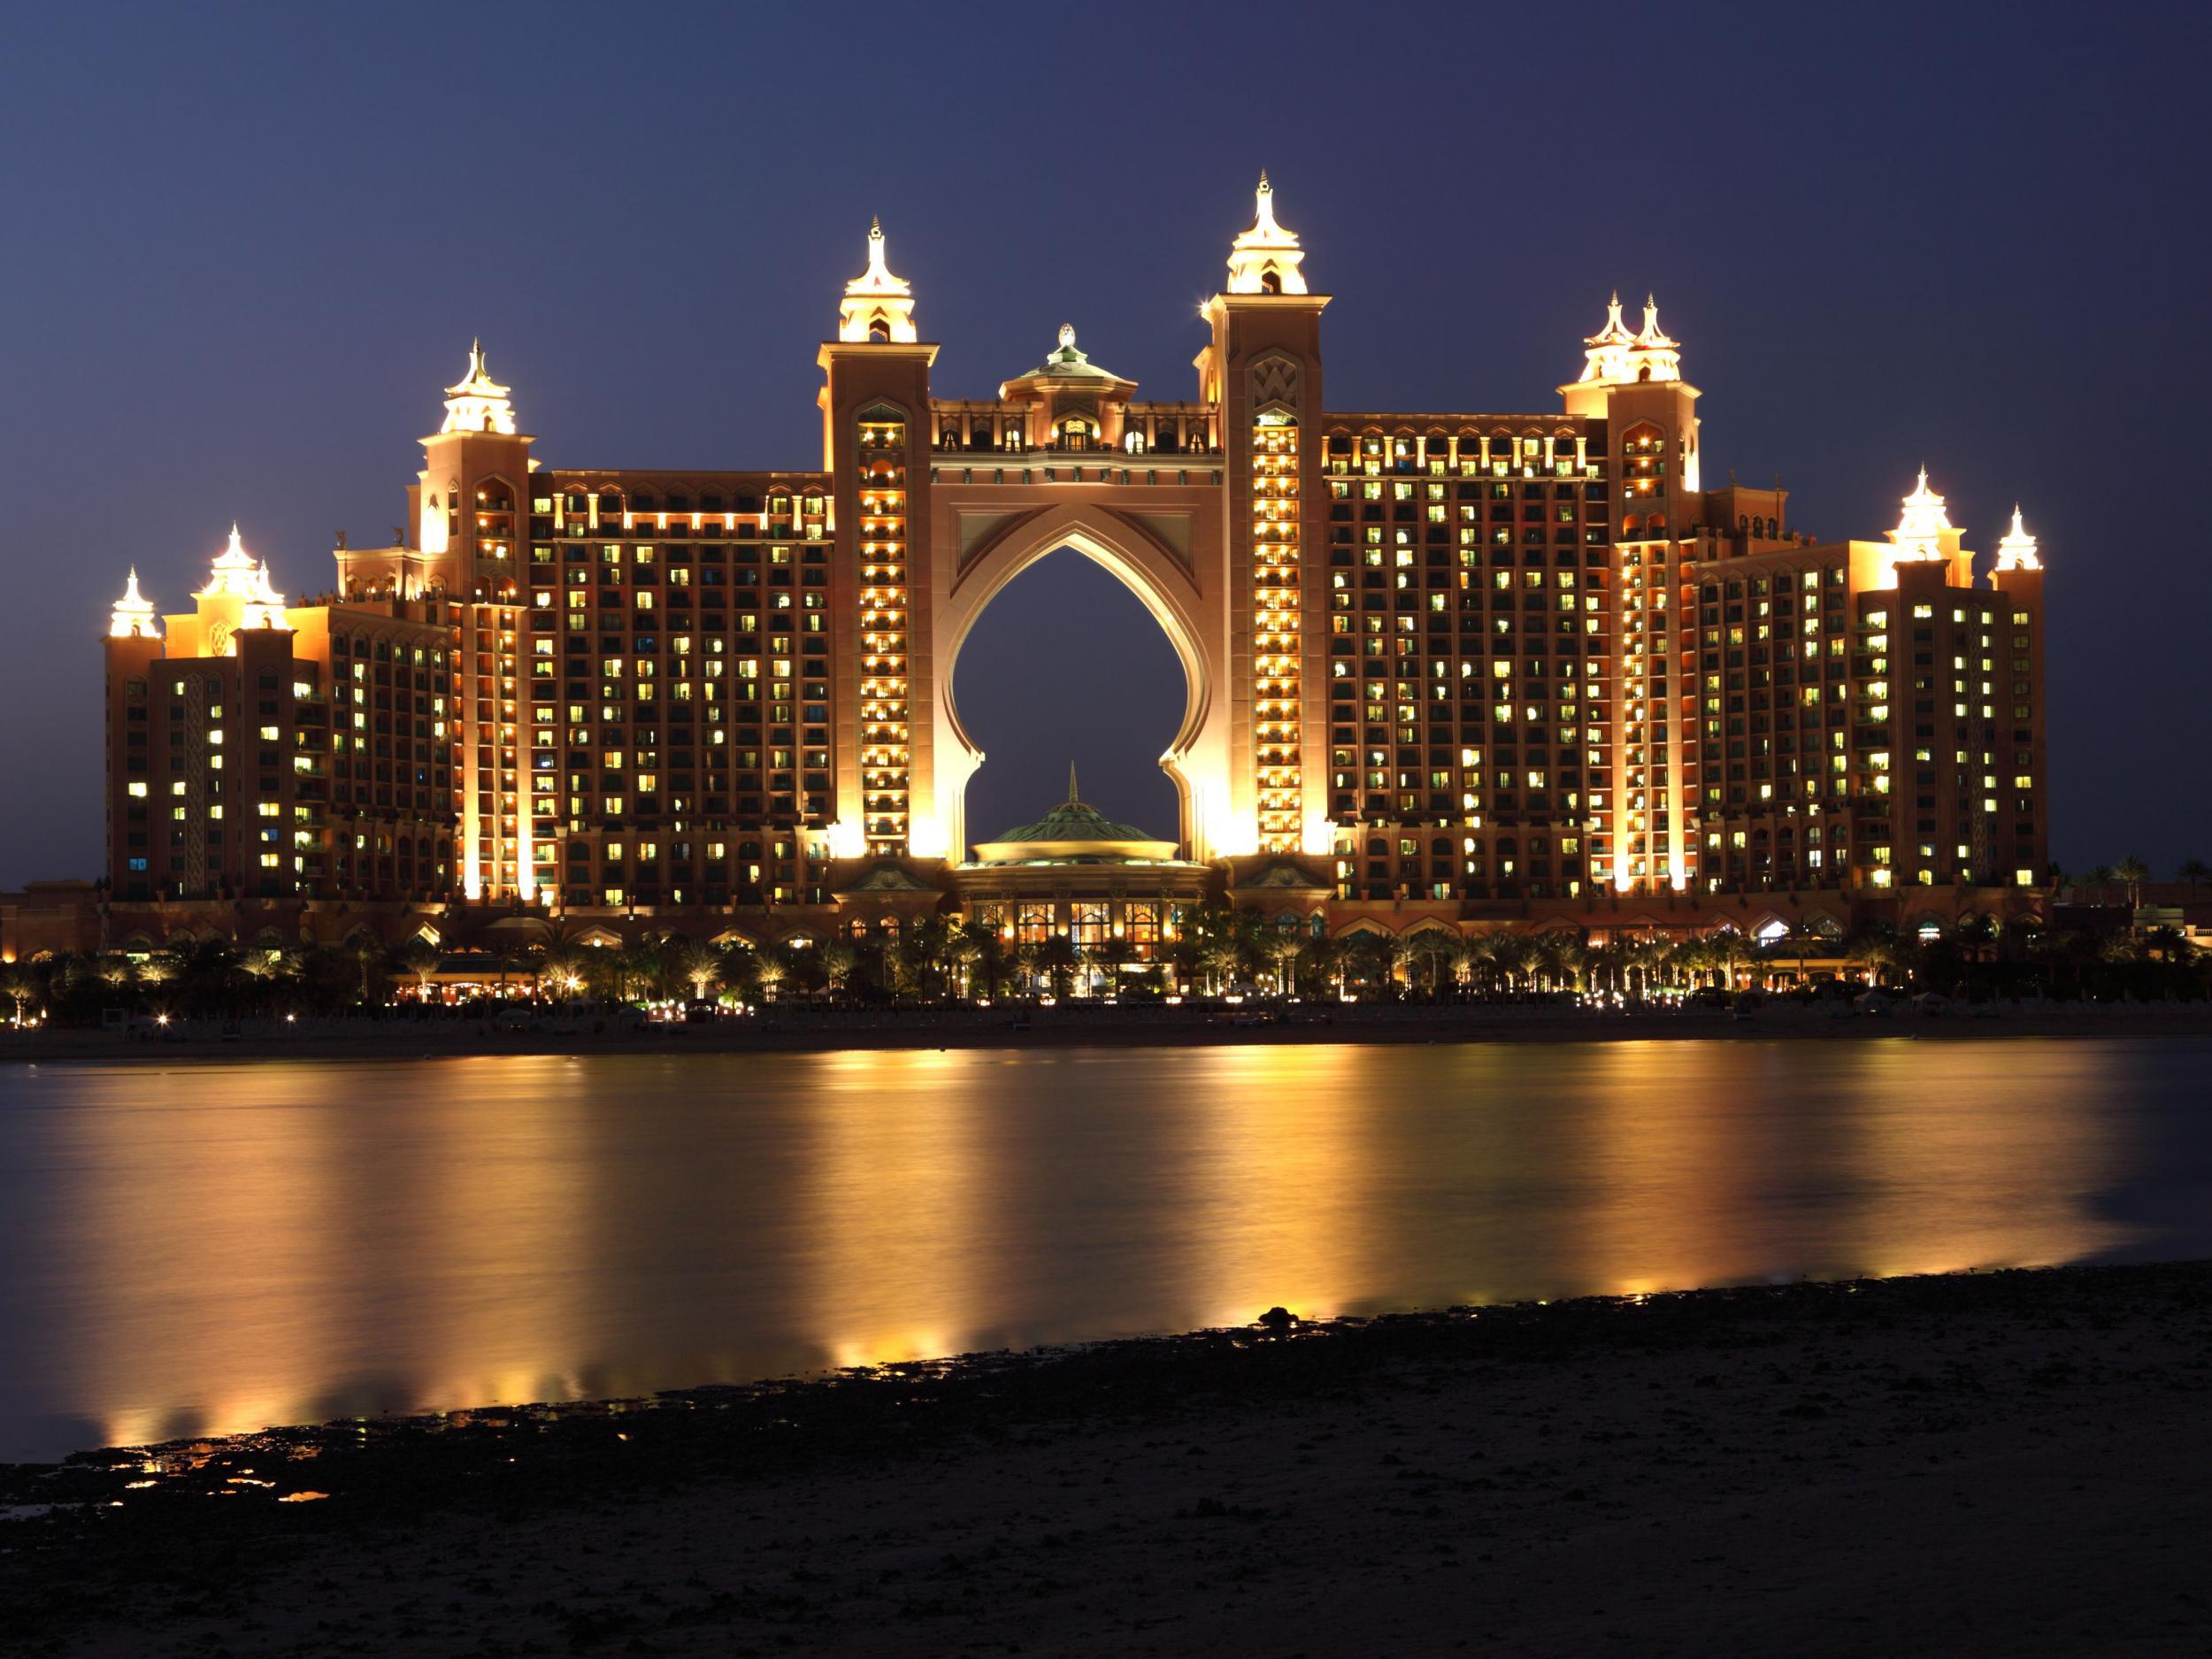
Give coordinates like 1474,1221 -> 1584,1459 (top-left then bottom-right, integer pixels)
951,768 -> 1211,962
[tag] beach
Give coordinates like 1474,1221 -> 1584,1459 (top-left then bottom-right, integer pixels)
4,1260 -> 2209,1656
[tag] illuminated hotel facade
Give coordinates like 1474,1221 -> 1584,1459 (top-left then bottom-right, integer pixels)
75,180 -> 2049,954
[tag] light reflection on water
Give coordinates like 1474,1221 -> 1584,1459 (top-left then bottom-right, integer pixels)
1,1037 -> 2206,1463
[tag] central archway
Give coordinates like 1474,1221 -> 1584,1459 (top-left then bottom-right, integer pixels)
922,503 -> 1232,864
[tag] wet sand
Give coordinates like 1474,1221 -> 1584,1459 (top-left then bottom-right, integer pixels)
6,996 -> 2209,1065
4,1261 -> 2209,1656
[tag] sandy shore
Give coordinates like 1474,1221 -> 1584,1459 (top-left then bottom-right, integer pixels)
7,997 -> 2210,1064
5,1261 -> 2210,1656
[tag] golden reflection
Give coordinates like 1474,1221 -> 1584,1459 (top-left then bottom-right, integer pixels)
0,1040 -> 2182,1464
1846,1040 -> 2132,1277
402,1056 -> 595,1415
798,1049 -> 988,1371
1174,1045 -> 1381,1329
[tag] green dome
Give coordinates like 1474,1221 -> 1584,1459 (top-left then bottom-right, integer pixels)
971,766 -> 1176,862
989,796 -> 1156,845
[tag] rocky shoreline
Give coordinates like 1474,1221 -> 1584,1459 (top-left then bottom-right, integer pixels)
6,1259 -> 2211,1655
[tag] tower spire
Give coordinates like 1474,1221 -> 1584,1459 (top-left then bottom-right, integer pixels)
1995,503 -> 2043,571
1068,760 -> 1080,804
1225,173 -> 1308,295
442,341 -> 517,435
839,217 -> 917,343
1888,467 -> 1955,561
109,567 -> 159,639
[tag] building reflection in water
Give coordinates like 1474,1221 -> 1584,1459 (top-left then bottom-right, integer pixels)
0,1038 -> 2190,1463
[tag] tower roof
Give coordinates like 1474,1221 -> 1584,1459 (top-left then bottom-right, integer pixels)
109,568 -> 158,639
1576,292 -> 1683,387
197,523 -> 261,598
441,340 -> 518,435
1000,323 -> 1136,403
1225,172 -> 1309,296
1888,467 -> 1954,560
1008,323 -> 1122,383
839,218 -> 918,344
1995,503 -> 2043,571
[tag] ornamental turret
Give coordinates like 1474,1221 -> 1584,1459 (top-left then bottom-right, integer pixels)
109,569 -> 159,639
1575,292 -> 1682,388
1994,504 -> 2043,572
1224,173 -> 1308,296
196,523 -> 262,599
838,218 -> 918,343
440,340 -> 517,436
1887,468 -> 1958,563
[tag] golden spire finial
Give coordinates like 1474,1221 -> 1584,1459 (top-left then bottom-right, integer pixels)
1068,760 -> 1080,804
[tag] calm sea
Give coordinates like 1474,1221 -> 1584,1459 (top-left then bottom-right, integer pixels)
2,1038 -> 2207,1463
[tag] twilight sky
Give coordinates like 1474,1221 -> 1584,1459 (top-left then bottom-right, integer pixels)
3,1 -> 2205,883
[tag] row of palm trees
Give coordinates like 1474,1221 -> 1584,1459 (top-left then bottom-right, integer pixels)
2052,856 -> 2212,910
5,905 -> 2206,1026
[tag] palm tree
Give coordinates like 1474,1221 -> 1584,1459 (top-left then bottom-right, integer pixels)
543,944 -> 590,1006
2178,858 -> 2210,897
349,933 -> 387,1007
1408,932 -> 1455,997
1533,931 -> 1586,993
2115,855 -> 2151,912
1845,925 -> 1901,988
393,938 -> 442,1002
1467,930 -> 1515,995
1037,935 -> 1079,998
753,954 -> 787,1002
818,941 -> 856,994
1200,936 -> 1241,996
675,939 -> 723,1002
0,964 -> 36,1025
616,937 -> 664,1002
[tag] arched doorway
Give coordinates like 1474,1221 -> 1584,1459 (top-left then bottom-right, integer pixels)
953,553 -> 1184,849
920,503 -> 1233,864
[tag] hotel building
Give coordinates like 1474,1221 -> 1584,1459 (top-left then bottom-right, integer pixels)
72,179 -> 2047,955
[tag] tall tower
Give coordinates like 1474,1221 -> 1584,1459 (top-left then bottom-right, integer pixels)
104,572 -> 165,897
1992,507 -> 2047,883
820,220 -> 938,860
411,344 -> 535,902
1563,296 -> 1701,893
1199,175 -> 1331,856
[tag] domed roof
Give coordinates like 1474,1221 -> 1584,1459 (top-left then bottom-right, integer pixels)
1001,324 -> 1133,394
969,767 -> 1182,865
991,795 -> 1156,845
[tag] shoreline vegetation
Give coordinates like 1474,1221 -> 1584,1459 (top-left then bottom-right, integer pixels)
4,1260 -> 2210,1655
5,995 -> 2212,1064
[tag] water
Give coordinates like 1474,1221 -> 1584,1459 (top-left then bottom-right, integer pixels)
2,1038 -> 2208,1463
